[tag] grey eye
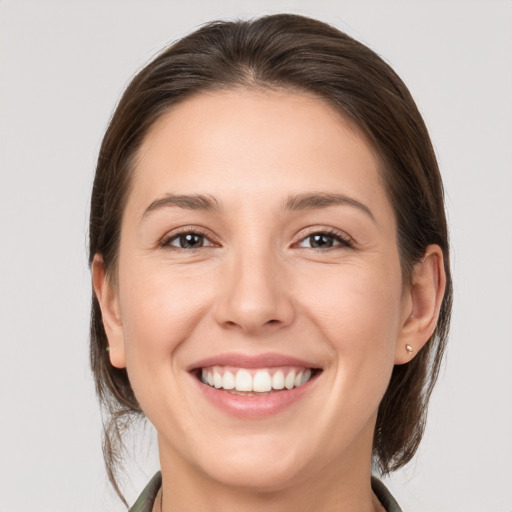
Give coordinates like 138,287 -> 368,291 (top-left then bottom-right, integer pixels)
299,233 -> 342,249
297,230 -> 352,250
169,233 -> 207,249
304,234 -> 336,248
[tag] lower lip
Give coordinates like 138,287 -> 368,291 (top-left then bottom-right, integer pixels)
191,373 -> 318,419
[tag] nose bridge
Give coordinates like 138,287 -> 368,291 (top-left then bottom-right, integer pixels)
215,236 -> 294,334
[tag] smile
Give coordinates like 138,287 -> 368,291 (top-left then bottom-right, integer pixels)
188,353 -> 322,418
200,366 -> 314,393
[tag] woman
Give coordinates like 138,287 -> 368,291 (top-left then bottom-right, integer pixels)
89,13 -> 451,512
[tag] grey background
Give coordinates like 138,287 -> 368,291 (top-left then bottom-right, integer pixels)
1,1 -> 511,511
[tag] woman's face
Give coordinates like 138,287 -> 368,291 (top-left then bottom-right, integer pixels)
100,88 -> 415,490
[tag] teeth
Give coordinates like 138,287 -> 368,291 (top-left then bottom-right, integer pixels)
201,367 -> 315,392
272,370 -> 285,390
222,371 -> 235,390
284,371 -> 295,390
235,369 -> 253,391
253,370 -> 272,392
213,372 -> 223,389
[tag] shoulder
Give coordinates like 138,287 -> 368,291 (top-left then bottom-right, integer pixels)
129,472 -> 162,512
371,476 -> 403,512
128,472 -> 401,512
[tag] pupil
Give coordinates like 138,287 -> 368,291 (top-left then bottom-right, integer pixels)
311,234 -> 333,248
181,233 -> 203,248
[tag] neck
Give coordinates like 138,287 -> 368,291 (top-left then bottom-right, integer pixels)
156,420 -> 383,512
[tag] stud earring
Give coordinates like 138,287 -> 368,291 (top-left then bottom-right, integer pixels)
106,346 -> 110,352
405,344 -> 413,354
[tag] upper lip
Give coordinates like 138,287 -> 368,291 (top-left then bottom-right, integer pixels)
187,352 -> 321,371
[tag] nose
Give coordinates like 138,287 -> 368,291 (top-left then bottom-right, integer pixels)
213,246 -> 295,336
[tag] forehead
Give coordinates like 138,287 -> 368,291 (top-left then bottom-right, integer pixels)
128,87 -> 389,216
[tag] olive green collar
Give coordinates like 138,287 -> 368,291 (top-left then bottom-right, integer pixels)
129,472 -> 402,512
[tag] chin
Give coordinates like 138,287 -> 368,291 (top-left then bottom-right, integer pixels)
200,451 -> 308,492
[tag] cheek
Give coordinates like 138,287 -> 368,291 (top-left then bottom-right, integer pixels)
302,261 -> 403,342
118,262 -> 213,369
299,261 -> 403,394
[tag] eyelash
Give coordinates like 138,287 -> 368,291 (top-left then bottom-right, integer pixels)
160,227 -> 354,251
295,228 -> 353,250
160,228 -> 214,251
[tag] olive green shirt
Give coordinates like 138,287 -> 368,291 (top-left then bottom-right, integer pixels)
129,472 -> 403,512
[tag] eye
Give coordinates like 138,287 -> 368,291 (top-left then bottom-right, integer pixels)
162,230 -> 215,250
297,230 -> 352,249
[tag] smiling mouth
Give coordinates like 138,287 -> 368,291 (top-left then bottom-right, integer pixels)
195,366 -> 321,395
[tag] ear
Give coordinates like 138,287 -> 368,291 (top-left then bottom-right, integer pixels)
395,245 -> 446,364
91,254 -> 126,368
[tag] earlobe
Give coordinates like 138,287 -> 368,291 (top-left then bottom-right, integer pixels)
92,255 -> 126,369
395,245 -> 446,365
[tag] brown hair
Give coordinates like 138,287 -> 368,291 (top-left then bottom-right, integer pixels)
89,13 -> 452,504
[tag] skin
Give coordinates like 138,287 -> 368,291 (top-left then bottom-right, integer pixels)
93,88 -> 445,512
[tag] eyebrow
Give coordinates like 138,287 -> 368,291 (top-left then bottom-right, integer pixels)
141,192 -> 375,222
283,192 -> 376,222
141,193 -> 221,220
